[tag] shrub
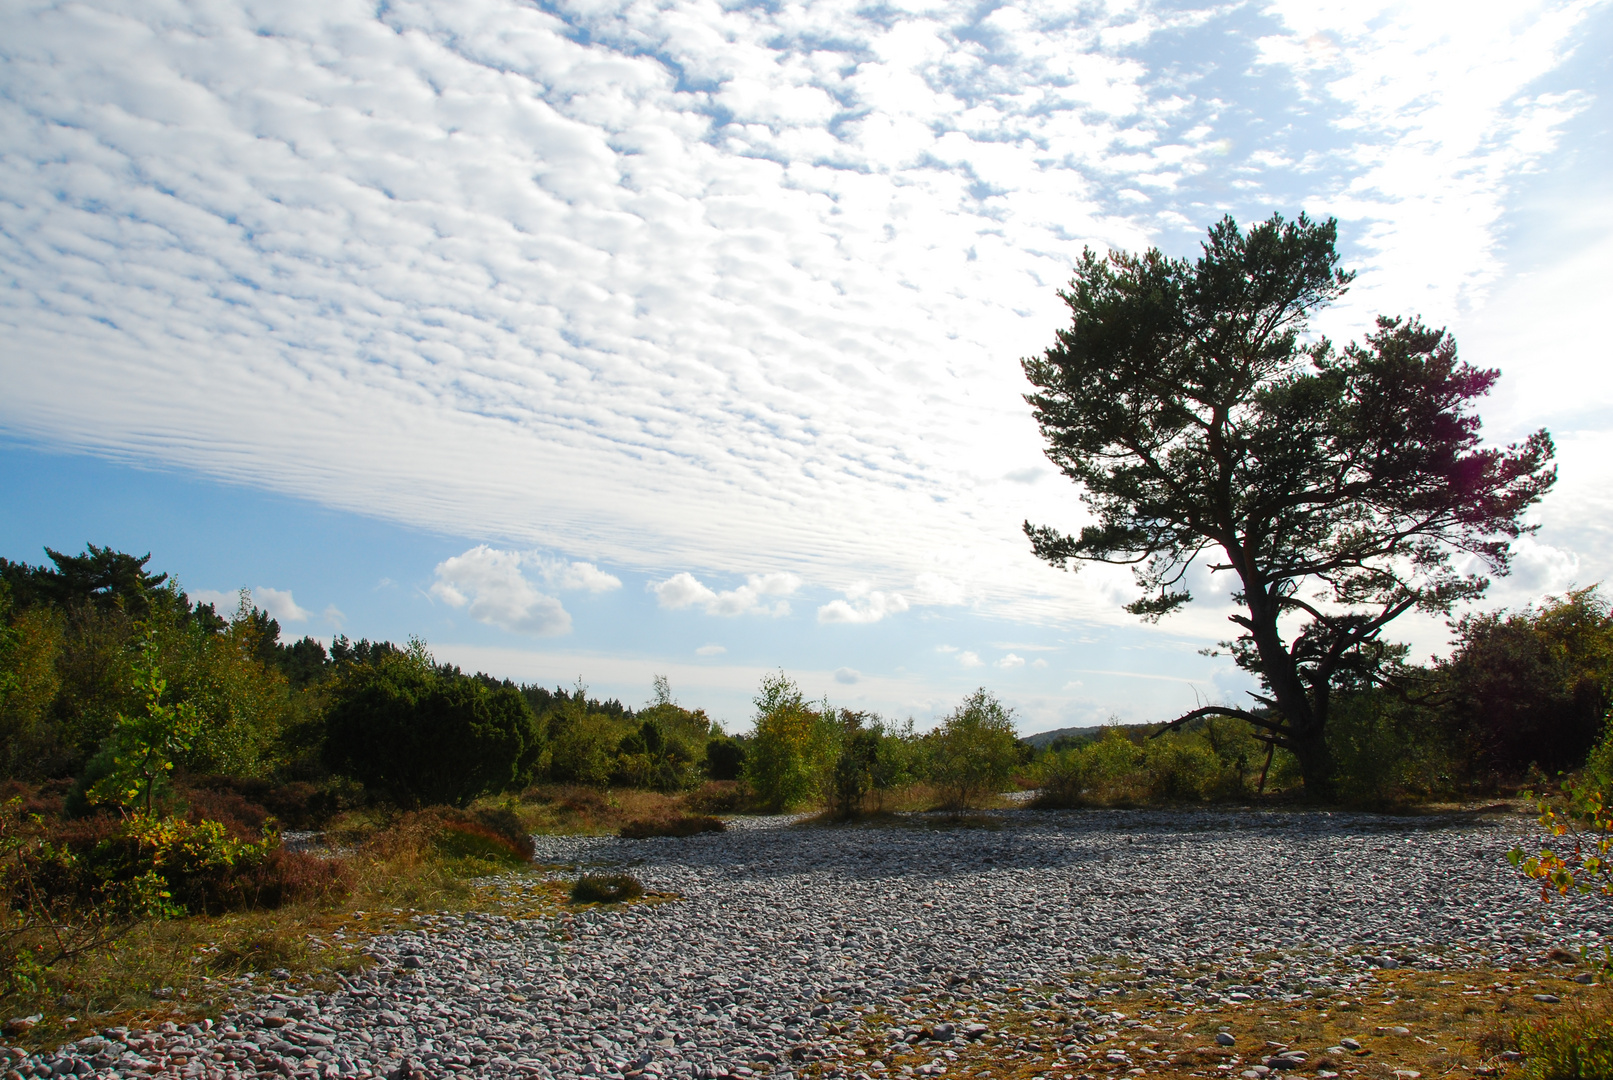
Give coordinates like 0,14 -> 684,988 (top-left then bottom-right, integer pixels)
182,775 -> 357,830
84,632 -> 201,816
1,802 -> 345,922
705,736 -> 746,781
928,690 -> 1019,810
828,714 -> 881,819
546,708 -> 621,789
1326,690 -> 1456,804
686,781 -> 746,814
614,719 -> 700,792
433,819 -> 532,865
1438,588 -> 1613,781
619,815 -> 725,839
1034,727 -> 1141,807
1138,736 -> 1226,800
323,645 -> 543,808
743,673 -> 836,812
570,873 -> 644,904
1035,722 -> 1259,806
1515,998 -> 1613,1080
869,720 -> 921,808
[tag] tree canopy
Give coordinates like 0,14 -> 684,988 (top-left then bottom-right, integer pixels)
322,643 -> 544,808
1021,213 -> 1556,793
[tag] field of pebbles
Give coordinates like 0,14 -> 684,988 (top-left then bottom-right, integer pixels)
9,807 -> 1604,1080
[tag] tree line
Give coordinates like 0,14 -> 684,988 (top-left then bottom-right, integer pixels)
0,544 -> 1033,817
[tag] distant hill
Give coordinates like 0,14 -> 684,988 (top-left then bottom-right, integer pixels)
1021,724 -> 1103,749
1021,722 -> 1165,749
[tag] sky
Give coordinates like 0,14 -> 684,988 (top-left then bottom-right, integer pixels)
2,0 -> 1610,734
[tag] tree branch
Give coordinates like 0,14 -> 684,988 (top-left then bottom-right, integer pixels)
1147,704 -> 1288,739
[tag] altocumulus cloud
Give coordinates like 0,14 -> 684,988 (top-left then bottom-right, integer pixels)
431,545 -> 620,636
651,572 -> 800,618
0,0 -> 1604,629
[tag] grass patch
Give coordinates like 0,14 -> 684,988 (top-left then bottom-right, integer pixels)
509,785 -> 708,835
820,957 -> 1613,1080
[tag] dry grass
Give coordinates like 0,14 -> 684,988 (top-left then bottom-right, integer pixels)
0,806 -> 553,1051
839,783 -> 1023,815
506,784 -> 709,834
815,958 -> 1613,1080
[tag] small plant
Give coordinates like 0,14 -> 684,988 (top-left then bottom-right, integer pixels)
1508,773 -> 1613,901
86,632 -> 200,815
569,873 -> 644,904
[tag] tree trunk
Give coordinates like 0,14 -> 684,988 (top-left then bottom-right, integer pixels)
1244,589 -> 1334,799
1287,724 -> 1334,800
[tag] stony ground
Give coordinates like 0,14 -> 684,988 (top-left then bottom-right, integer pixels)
7,807 -> 1607,1080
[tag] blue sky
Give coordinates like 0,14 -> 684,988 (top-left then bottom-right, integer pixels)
3,0 -> 1610,733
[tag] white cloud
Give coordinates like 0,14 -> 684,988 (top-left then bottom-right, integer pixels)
817,582 -> 911,625
834,667 -> 861,684
957,651 -> 983,668
190,589 -> 238,614
997,653 -> 1026,669
322,604 -> 347,629
1033,658 -> 1048,669
539,559 -> 622,594
695,643 -> 727,656
650,572 -> 799,617
192,586 -> 316,625
253,586 -> 312,624
431,545 -> 571,637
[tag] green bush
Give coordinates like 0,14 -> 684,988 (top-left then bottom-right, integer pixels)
1035,721 -> 1259,806
433,819 -> 533,866
743,673 -> 836,812
1138,736 -> 1226,800
614,718 -> 700,792
1035,727 -> 1141,806
322,644 -> 543,808
928,689 -> 1019,810
570,873 -> 644,904
869,720 -> 920,807
1437,588 -> 1613,781
828,712 -> 882,819
2,804 -> 346,923
1326,689 -> 1456,803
